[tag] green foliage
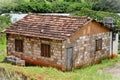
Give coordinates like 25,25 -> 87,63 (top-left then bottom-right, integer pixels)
0,45 -> 6,59
72,8 -> 120,27
80,0 -> 93,9
0,0 -> 93,14
66,1 -> 92,12
64,0 -> 81,2
46,0 -> 62,2
0,0 -> 17,14
85,0 -> 99,3
52,1 -> 69,13
0,14 -> 11,45
15,1 -> 52,13
0,0 -> 120,14
66,2 -> 82,12
92,0 -> 120,13
0,14 -> 11,25
15,1 -> 65,13
14,0 -> 92,13
0,0 -> 33,14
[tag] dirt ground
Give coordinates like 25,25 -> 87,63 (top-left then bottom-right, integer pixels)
98,62 -> 120,77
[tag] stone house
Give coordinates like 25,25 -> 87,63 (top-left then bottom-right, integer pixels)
2,14 -> 117,71
103,17 -> 119,56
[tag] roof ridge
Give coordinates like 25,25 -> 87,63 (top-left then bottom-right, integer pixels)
28,13 -> 89,19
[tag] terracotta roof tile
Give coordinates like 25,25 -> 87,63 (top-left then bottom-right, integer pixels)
3,14 -> 90,40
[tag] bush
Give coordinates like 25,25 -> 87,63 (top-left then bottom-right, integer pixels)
13,0 -> 93,13
92,0 -> 120,13
72,8 -> 120,27
67,0 -> 92,12
67,2 -> 83,12
51,1 -> 70,13
0,14 -> 11,44
15,2 -> 52,13
0,0 -> 19,14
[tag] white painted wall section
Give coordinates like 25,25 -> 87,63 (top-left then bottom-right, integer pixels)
113,33 -> 119,54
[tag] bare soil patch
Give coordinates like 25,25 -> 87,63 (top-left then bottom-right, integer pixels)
98,62 -> 120,77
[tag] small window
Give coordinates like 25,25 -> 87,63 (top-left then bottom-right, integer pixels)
15,39 -> 23,52
41,43 -> 51,57
96,39 -> 102,51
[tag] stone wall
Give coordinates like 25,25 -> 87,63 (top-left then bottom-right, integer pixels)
7,32 -> 111,70
64,32 -> 111,69
7,34 -> 64,70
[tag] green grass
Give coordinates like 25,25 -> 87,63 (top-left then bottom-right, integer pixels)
0,44 -> 120,80
0,43 -> 6,54
1,54 -> 120,80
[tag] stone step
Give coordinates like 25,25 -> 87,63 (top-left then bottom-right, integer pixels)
3,55 -> 25,66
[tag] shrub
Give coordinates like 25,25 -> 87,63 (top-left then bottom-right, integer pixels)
15,2 -> 52,13
51,1 -> 70,13
72,8 -> 120,27
92,0 -> 120,13
0,14 -> 11,44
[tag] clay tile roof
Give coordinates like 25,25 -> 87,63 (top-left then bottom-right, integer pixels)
3,14 -> 91,40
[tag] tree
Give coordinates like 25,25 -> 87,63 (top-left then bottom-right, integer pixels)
15,1 -> 52,13
92,0 -> 120,13
85,0 -> 99,2
64,0 -> 81,2
52,1 -> 70,13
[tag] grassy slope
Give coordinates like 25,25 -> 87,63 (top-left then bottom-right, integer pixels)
0,44 -> 6,53
0,44 -> 120,80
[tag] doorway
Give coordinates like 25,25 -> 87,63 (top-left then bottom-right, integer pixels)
66,47 -> 73,71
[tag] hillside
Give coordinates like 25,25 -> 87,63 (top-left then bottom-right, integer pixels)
0,0 -> 120,26
0,0 -> 120,13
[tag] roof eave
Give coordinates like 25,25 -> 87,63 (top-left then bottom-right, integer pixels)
5,32 -> 64,41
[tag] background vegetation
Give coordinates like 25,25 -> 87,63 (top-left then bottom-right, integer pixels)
0,0 -> 120,79
0,0 -> 120,13
0,14 -> 11,54
0,0 -> 119,25
0,14 -> 11,44
92,0 -> 120,13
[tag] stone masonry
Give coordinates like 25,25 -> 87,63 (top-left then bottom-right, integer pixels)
7,34 -> 64,70
63,32 -> 110,69
7,32 -> 111,70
